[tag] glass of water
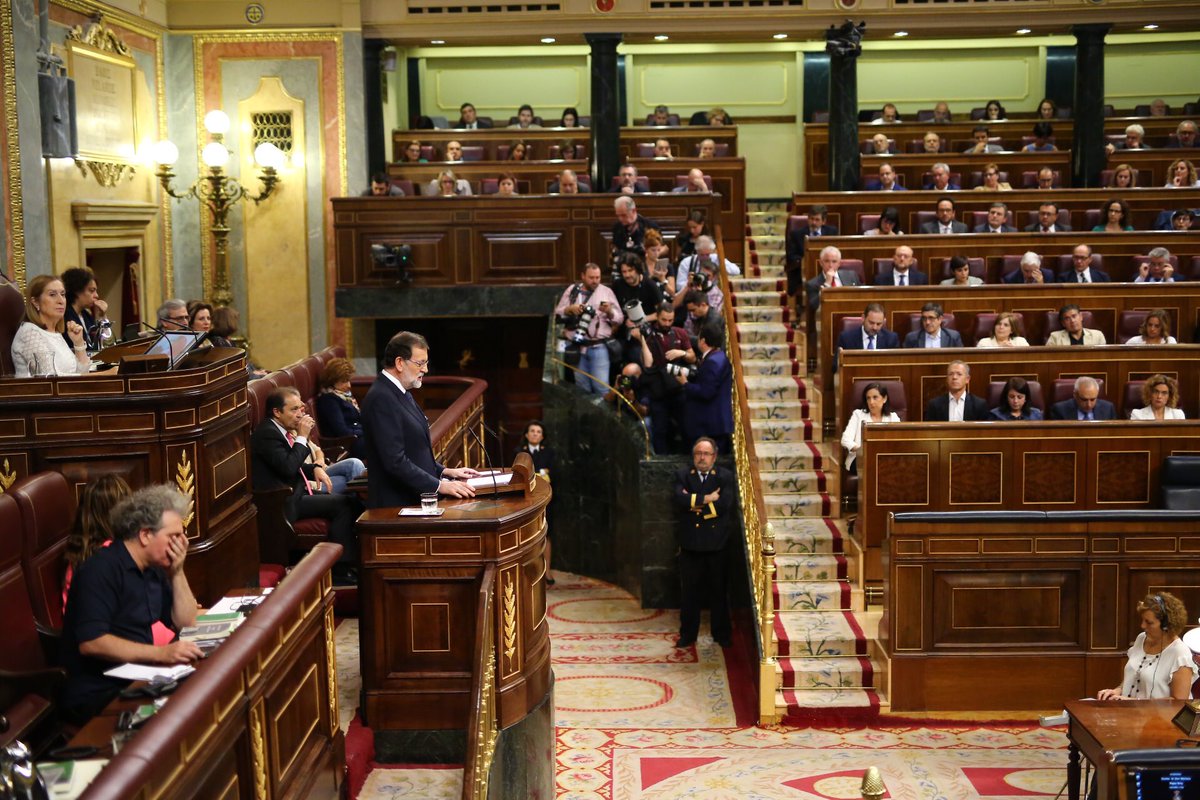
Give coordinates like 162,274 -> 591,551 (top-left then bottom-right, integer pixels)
420,492 -> 438,513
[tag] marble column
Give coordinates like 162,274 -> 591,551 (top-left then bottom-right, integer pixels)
586,33 -> 622,193
362,38 -> 387,179
1070,24 -> 1110,189
825,23 -> 864,192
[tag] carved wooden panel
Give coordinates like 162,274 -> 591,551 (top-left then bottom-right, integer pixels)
932,570 -> 1079,647
1090,562 -> 1121,650
874,453 -> 929,506
894,564 -> 923,651
1022,451 -> 1077,504
379,573 -> 476,676
1125,567 -> 1200,647
948,452 -> 1003,505
1095,450 -> 1151,504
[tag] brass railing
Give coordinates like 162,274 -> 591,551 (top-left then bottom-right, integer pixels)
463,564 -> 498,800
715,230 -> 779,725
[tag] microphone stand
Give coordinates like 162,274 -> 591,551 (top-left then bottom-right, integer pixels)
465,422 -> 500,495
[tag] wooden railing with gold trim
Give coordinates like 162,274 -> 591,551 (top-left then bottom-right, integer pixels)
463,564 -> 498,800
715,237 -> 779,725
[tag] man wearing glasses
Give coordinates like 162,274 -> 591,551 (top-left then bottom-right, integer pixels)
156,299 -> 192,330
361,330 -> 479,509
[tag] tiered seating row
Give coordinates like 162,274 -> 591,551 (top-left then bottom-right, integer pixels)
391,125 -> 739,162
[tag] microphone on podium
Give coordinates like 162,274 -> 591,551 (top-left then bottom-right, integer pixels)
464,422 -> 500,495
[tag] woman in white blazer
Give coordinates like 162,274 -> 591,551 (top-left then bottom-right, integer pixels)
841,382 -> 901,471
1129,374 -> 1186,420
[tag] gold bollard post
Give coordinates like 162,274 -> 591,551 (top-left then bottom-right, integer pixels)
861,766 -> 886,799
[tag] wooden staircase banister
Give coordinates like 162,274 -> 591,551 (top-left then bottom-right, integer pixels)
462,564 -> 499,800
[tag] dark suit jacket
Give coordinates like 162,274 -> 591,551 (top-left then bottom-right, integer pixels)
873,269 -> 929,286
805,269 -> 862,311
918,220 -> 968,234
548,181 -> 591,193
903,328 -> 964,348
455,118 -> 493,129
1059,269 -> 1111,283
972,224 -> 1017,233
1023,222 -> 1073,232
361,374 -> 445,509
1002,267 -> 1056,284
251,419 -> 319,521
1049,398 -> 1117,421
924,392 -> 990,421
672,465 -> 735,551
785,225 -> 839,264
834,326 -> 899,371
683,348 -> 733,441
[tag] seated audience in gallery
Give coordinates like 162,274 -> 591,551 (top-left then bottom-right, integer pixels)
864,206 -> 902,236
921,131 -> 943,154
443,141 -> 464,162
363,172 -> 404,196
1021,122 -> 1057,152
1133,247 -> 1178,283
924,360 -> 989,421
941,255 -> 985,286
1129,374 -> 1185,421
1002,251 -> 1053,284
964,125 -> 1004,155
1168,120 -> 1196,149
1106,123 -> 1150,155
867,132 -> 894,155
974,164 -> 1012,192
931,102 -> 952,124
653,138 -> 673,159
903,302 -> 963,349
506,141 -> 528,161
973,202 -> 1016,233
869,103 -> 901,125
805,246 -> 861,311
874,244 -> 926,286
988,377 -> 1042,421
678,209 -> 715,261
1092,199 -> 1134,232
13,274 -> 91,377
455,102 -> 491,129
1046,304 -> 1107,346
1059,244 -> 1111,283
697,138 -> 717,158
648,105 -> 674,127
1049,376 -> 1115,421
559,107 -> 582,128
429,169 -> 473,196
1165,158 -> 1200,188
840,381 -> 900,472
1125,309 -> 1176,345
400,140 -> 424,162
1106,163 -> 1137,190
873,163 -> 906,192
1025,201 -> 1071,233
1036,98 -> 1058,120
549,169 -> 586,194
918,196 -> 967,234
673,168 -> 710,194
703,107 -> 731,126
1169,209 -> 1193,231
188,301 -> 213,334
559,141 -> 582,160
976,311 -> 1028,347
834,302 -> 899,371
922,162 -> 959,191
62,474 -> 132,611
495,172 -> 519,196
509,104 -> 541,129
982,99 -> 1007,122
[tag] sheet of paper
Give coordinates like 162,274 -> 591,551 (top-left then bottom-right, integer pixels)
467,473 -> 514,489
103,663 -> 195,682
207,591 -> 270,615
398,507 -> 445,516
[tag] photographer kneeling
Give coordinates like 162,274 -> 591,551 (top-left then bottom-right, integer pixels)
674,325 -> 733,454
633,303 -> 693,454
553,263 -> 623,395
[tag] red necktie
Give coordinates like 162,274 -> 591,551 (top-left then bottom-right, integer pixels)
286,432 -> 313,495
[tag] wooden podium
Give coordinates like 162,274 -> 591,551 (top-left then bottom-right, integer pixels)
356,454 -> 551,731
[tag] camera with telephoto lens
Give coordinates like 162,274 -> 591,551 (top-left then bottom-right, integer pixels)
615,374 -> 635,393
370,243 -> 415,284
570,305 -> 596,344
665,362 -> 696,380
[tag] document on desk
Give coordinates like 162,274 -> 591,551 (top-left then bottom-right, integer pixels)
103,663 -> 195,682
467,473 -> 514,490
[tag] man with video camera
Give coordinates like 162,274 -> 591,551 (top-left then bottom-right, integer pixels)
554,263 -> 623,395
631,302 -> 692,454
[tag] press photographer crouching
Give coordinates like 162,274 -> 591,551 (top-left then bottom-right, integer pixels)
554,262 -> 624,395
631,303 -> 693,454
674,325 -> 733,454
604,362 -> 650,421
613,252 -> 667,365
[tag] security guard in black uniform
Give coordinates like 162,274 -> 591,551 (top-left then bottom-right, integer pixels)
672,436 -> 735,648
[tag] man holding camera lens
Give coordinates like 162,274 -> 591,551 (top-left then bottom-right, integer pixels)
633,303 -> 692,454
674,235 -> 740,297
613,253 -> 665,366
675,325 -> 733,454
554,263 -> 623,395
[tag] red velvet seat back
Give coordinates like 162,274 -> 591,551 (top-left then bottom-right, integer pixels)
0,276 -> 25,377
13,472 -> 74,631
987,380 -> 1045,413
0,492 -> 44,674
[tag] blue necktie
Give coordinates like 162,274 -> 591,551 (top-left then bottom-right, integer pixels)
867,335 -> 875,350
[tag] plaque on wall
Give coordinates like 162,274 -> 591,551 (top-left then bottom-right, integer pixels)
65,21 -> 139,172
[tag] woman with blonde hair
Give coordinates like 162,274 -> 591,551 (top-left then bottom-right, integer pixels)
12,275 -> 91,377
1130,374 -> 1184,420
1165,158 -> 1199,188
1125,309 -> 1176,345
976,312 -> 1028,347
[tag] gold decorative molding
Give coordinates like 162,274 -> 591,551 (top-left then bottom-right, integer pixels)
324,606 -> 339,731
249,700 -> 268,800
74,158 -> 137,187
1,0 -> 25,288
0,458 -> 16,493
502,575 -> 518,663
175,450 -> 196,528
65,16 -> 133,57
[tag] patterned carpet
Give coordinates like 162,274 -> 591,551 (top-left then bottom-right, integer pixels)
343,572 -> 1071,799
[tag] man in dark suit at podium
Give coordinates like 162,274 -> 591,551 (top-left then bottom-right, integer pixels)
672,437 -> 735,649
361,331 -> 479,509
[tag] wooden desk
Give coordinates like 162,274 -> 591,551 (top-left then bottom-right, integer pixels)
0,347 -> 256,604
1064,699 -> 1187,800
76,544 -> 343,799
356,480 -> 551,732
331,193 -> 724,290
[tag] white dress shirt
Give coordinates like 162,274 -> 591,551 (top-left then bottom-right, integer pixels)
947,393 -> 965,421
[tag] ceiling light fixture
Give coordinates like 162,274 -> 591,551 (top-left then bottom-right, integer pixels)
540,37 -> 556,43
1143,23 -> 1159,30
1016,28 -> 1031,34
773,33 -> 788,40
654,34 -> 669,41
893,31 -> 908,38
431,39 -> 446,44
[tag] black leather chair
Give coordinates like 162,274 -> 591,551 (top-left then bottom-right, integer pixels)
1160,456 -> 1200,510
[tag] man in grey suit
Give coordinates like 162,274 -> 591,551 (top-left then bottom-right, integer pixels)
361,331 -> 480,509
903,302 -> 964,348
805,245 -> 861,311
919,197 -> 968,234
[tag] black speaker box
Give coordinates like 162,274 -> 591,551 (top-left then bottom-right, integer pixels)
39,72 -> 78,159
